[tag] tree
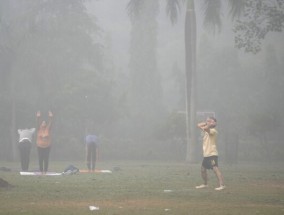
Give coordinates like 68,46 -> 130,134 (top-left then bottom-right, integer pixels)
0,0 -> 103,160
234,0 -> 284,54
127,0 -> 244,162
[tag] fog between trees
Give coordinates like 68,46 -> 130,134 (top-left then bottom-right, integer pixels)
0,0 -> 283,163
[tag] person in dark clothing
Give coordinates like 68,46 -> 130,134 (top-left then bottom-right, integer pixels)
85,134 -> 99,172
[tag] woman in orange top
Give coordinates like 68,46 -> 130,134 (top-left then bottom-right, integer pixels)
36,111 -> 53,174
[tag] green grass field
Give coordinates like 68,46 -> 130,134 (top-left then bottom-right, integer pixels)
0,161 -> 283,215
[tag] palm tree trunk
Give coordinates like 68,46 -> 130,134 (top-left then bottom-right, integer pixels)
10,71 -> 17,161
185,0 -> 197,163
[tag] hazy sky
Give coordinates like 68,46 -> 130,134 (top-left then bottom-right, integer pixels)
86,0 -> 131,70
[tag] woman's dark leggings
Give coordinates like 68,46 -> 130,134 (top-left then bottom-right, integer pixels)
18,140 -> 32,171
37,147 -> 51,172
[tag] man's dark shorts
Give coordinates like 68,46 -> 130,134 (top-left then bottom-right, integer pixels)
202,156 -> 218,169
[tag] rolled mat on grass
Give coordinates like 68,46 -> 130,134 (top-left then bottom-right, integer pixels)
20,170 -> 112,175
20,172 -> 62,176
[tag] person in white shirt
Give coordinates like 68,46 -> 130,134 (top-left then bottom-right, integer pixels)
18,128 -> 35,171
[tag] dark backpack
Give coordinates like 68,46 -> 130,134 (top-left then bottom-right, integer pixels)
63,165 -> 79,175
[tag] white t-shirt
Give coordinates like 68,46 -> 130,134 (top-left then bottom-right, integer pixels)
18,128 -> 35,143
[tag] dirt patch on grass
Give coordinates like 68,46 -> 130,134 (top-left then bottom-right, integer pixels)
108,198 -> 176,208
250,179 -> 284,189
10,198 -> 283,214
27,199 -> 176,208
20,198 -> 188,211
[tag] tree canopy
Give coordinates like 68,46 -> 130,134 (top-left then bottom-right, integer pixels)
234,0 -> 284,53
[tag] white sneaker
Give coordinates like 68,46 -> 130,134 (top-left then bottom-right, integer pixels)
195,184 -> 208,189
215,185 -> 226,191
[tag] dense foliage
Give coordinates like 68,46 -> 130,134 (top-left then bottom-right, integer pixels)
0,0 -> 115,160
234,0 -> 284,53
0,0 -> 283,162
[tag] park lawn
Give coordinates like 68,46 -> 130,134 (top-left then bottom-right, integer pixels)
0,161 -> 283,215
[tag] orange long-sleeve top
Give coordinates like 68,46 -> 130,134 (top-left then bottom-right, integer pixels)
36,116 -> 52,148
37,125 -> 52,148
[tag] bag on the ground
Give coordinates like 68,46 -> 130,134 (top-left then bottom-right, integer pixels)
62,165 -> 79,175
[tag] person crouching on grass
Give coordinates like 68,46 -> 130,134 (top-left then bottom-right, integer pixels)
196,117 -> 225,191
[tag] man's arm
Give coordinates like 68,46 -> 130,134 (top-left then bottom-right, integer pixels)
36,111 -> 41,129
197,122 -> 206,128
197,122 -> 211,133
47,111 -> 53,128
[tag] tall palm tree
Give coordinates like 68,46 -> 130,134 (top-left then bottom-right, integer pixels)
127,0 -> 244,162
